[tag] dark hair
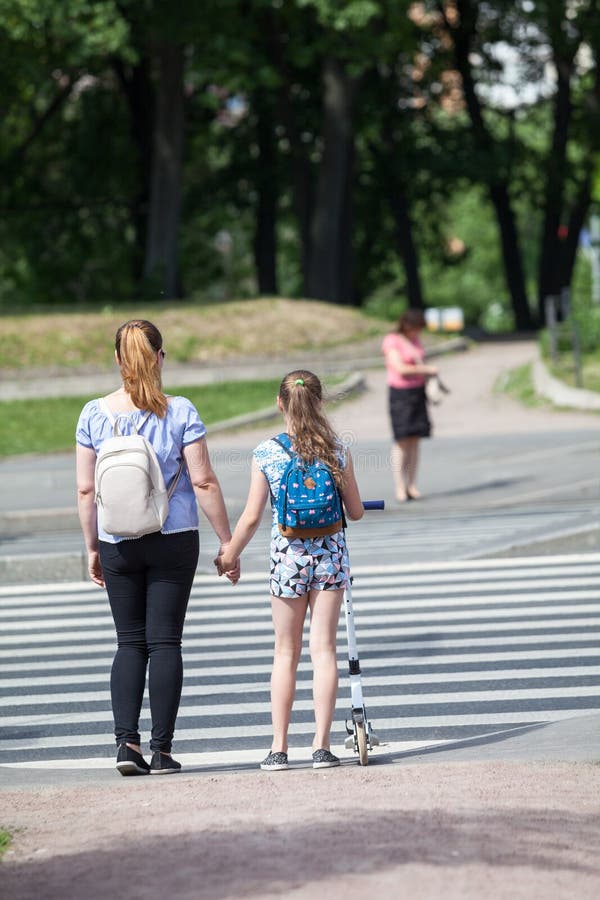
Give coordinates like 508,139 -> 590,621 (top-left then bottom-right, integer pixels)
115,319 -> 167,417
396,308 -> 426,335
278,369 -> 344,487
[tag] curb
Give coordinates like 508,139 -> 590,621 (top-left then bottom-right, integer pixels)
532,351 -> 600,411
207,370 -> 367,434
0,336 -> 469,401
474,523 -> 600,560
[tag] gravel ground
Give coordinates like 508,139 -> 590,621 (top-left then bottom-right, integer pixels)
2,762 -> 599,899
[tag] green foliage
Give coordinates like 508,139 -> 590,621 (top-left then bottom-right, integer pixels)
494,363 -> 543,407
297,0 -> 379,30
0,829 -> 11,858
538,254 -> 600,392
362,184 -> 523,331
0,0 -> 130,55
571,256 -> 600,353
0,0 -> 136,307
0,373 -> 354,457
0,0 -> 599,324
0,381 -> 282,457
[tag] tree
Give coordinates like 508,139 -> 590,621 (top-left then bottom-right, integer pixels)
430,0 -> 535,329
533,0 -> 600,316
0,0 -> 133,304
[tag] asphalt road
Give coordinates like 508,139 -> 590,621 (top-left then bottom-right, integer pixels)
0,337 -> 598,580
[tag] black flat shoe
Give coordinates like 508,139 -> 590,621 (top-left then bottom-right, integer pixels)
150,751 -> 182,775
116,743 -> 150,776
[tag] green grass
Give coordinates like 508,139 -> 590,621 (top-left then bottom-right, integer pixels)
0,830 -> 12,859
0,379 -> 285,458
0,376 -> 346,458
0,298 -> 389,371
550,355 -> 600,392
493,363 -> 545,407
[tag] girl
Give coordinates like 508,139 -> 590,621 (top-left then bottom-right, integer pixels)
216,370 -> 364,770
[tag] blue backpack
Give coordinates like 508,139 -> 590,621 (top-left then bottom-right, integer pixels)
272,433 -> 345,539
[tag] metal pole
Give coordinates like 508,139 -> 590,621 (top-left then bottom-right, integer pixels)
561,286 -> 583,388
545,295 -> 558,366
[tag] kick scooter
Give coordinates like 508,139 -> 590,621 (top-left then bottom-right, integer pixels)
343,499 -> 384,765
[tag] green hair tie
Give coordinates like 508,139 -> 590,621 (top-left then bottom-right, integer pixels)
294,378 -> 305,386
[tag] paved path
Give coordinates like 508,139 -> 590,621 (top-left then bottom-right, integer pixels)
0,340 -> 600,582
201,338 -> 599,452
334,339 -> 599,442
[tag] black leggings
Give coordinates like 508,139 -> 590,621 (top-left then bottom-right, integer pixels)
99,530 -> 199,753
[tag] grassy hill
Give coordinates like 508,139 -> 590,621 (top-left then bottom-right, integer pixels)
1,298 -> 390,372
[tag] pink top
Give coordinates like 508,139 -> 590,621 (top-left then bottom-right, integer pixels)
382,332 -> 426,389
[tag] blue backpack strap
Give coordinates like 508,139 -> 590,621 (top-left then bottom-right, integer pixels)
271,432 -> 293,457
268,433 -> 293,502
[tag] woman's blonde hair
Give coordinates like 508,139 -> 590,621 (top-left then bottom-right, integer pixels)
278,369 -> 344,487
115,319 -> 168,418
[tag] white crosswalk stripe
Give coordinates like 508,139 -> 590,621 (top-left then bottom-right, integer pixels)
342,504 -> 599,562
1,553 -> 599,767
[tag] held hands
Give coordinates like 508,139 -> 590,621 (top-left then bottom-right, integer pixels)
214,542 -> 240,585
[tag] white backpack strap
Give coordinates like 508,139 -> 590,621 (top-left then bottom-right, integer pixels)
98,398 -> 120,436
98,397 -> 115,425
135,411 -> 153,433
99,399 -> 154,437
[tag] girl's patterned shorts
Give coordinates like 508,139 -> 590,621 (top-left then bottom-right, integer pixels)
269,530 -> 350,599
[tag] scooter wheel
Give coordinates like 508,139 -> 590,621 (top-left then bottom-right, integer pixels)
356,720 -> 369,766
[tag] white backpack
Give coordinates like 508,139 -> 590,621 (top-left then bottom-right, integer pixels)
94,400 -> 183,537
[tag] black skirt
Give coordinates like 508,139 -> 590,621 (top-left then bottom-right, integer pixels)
389,386 -> 431,440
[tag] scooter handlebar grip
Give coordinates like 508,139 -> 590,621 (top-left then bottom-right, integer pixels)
362,500 -> 385,510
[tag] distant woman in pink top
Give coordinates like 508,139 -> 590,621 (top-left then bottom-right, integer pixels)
381,309 -> 438,502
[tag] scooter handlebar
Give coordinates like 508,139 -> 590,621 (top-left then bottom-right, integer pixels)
362,500 -> 385,510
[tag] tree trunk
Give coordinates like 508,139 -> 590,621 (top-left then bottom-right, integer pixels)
277,91 -> 313,295
450,0 -> 534,329
260,8 -> 313,293
489,183 -> 533,330
112,57 -> 154,284
562,177 -> 592,291
537,55 -> 573,317
307,58 -> 356,303
388,185 -> 424,309
252,90 -> 278,295
144,42 -> 185,298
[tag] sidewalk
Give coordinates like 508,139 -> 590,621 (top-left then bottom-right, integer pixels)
1,717 -> 599,899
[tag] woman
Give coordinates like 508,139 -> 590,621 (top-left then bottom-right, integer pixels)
76,319 -> 238,777
382,308 -> 438,502
216,370 -> 364,771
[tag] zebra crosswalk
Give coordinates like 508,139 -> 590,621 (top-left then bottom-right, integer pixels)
1,554 -> 599,768
343,503 -> 599,564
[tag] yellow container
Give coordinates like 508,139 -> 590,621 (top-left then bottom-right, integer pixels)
425,307 -> 464,332
440,307 -> 464,332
